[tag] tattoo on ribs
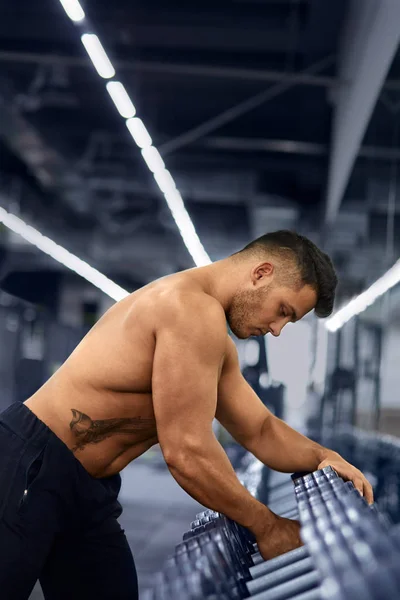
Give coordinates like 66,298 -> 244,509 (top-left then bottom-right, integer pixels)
69,409 -> 156,452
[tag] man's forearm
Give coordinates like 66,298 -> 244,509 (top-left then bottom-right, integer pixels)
165,435 -> 276,536
251,415 -> 336,473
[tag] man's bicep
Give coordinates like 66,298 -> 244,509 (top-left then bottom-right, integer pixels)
216,343 -> 271,449
152,308 -> 226,455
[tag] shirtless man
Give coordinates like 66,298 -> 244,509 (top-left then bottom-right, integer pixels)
0,230 -> 373,600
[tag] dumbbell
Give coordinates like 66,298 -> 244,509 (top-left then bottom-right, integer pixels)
292,467 -> 339,492
272,525 -> 356,600
324,568 -> 400,600
300,493 -> 400,594
251,513 -> 301,567
175,529 -> 248,598
247,470 -> 351,599
241,546 -> 320,600
307,523 -> 400,600
189,524 -> 267,572
148,464 -> 399,600
247,553 -> 315,595
142,569 -> 189,600
183,513 -> 223,540
186,512 -> 258,568
249,546 -> 309,579
195,509 -> 218,521
246,507 -> 320,597
178,527 -> 250,582
248,570 -> 320,600
168,547 -> 229,599
178,472 -> 328,596
242,503 -> 333,592
197,532 -> 249,598
191,513 -> 264,580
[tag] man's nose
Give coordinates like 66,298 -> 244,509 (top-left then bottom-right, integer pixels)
269,324 -> 281,337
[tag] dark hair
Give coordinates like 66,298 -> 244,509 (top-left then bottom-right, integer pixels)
238,230 -> 338,318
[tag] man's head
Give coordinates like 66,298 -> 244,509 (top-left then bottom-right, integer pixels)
226,230 -> 337,339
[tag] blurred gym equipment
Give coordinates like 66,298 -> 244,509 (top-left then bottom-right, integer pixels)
143,464 -> 400,599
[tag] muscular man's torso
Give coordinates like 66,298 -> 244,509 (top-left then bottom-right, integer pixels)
24,271 -> 227,478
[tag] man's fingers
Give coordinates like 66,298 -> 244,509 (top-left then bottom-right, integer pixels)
354,477 -> 365,498
353,475 -> 374,505
326,460 -> 374,505
363,478 -> 374,505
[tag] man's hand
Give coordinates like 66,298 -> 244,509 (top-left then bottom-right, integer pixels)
318,452 -> 374,504
255,515 -> 303,561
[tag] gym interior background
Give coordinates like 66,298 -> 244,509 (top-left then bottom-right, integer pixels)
1,0 -> 400,598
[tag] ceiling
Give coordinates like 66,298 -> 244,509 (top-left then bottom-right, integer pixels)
1,0 -> 400,307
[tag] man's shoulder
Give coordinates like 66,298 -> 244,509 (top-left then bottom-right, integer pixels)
151,283 -> 226,334
164,287 -> 224,320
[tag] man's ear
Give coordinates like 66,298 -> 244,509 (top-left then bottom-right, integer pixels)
252,262 -> 274,284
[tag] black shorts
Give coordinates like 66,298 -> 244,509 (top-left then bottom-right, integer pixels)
0,401 -> 138,600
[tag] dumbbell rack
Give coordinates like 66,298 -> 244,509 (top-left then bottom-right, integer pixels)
310,425 -> 400,524
142,466 -> 400,599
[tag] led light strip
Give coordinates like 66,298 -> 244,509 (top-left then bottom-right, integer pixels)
59,0 -> 85,22
58,0 -> 211,269
0,206 -> 129,302
325,260 -> 400,331
13,0 -> 395,324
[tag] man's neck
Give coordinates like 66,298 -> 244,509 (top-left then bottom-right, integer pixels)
188,258 -> 243,313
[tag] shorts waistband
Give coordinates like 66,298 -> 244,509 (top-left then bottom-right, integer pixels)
0,401 -> 52,451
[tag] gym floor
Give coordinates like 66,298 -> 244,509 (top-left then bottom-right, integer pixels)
29,452 -> 204,598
